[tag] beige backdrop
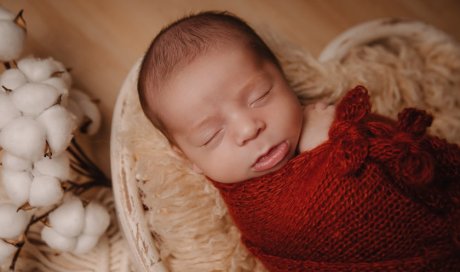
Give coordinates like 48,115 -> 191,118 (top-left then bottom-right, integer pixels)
2,0 -> 460,178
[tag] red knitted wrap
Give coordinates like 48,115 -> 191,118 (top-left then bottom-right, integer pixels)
211,86 -> 460,271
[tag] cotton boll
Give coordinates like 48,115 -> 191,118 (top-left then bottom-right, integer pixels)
0,20 -> 25,62
41,226 -> 76,252
0,93 -> 21,130
11,83 -> 60,116
0,68 -> 27,90
78,99 -> 101,135
16,57 -> 56,83
72,234 -> 99,254
48,197 -> 85,237
36,105 -> 76,156
0,239 -> 16,265
69,89 -> 101,135
29,175 -> 63,207
82,202 -> 110,236
16,57 -> 72,86
33,152 -> 70,181
0,7 -> 25,62
48,58 -> 72,88
66,98 -> 84,127
1,152 -> 32,171
0,117 -> 46,161
0,203 -> 29,239
68,88 -> 90,102
1,170 -> 32,206
0,6 -> 15,20
42,77 -> 69,104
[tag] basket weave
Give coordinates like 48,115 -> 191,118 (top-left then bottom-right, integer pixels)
110,18 -> 460,272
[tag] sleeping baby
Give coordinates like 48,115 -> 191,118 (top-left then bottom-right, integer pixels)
137,11 -> 460,271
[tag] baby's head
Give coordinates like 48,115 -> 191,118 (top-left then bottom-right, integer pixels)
138,11 -> 303,183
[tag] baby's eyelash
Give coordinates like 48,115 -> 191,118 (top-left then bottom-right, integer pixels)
251,89 -> 271,106
202,130 -> 222,146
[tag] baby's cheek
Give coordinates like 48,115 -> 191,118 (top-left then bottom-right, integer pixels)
203,152 -> 240,182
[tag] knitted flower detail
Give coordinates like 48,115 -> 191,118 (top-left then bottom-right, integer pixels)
328,86 -> 371,175
368,108 -> 435,187
393,108 -> 435,186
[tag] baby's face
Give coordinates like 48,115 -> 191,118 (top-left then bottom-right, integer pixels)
156,44 -> 303,183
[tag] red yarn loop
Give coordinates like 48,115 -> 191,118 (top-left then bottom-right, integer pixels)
397,108 -> 433,137
396,150 -> 434,186
329,86 -> 373,175
330,123 -> 368,175
389,109 -> 435,186
336,85 -> 371,123
368,130 -> 435,186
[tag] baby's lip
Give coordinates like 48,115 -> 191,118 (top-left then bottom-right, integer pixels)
252,141 -> 290,172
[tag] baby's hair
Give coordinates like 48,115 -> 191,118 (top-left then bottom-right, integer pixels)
138,11 -> 281,143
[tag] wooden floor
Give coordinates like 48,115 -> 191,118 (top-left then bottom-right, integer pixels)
2,0 -> 460,176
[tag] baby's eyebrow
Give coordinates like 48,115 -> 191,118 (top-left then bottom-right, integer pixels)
190,116 -> 214,133
237,72 -> 270,99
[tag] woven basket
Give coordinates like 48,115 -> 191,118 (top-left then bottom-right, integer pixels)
110,18 -> 460,272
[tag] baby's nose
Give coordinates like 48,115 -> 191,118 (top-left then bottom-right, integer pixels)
235,118 -> 266,146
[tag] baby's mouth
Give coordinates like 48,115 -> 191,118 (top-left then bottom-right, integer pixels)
252,141 -> 289,172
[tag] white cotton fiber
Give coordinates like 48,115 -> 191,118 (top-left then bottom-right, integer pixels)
11,82 -> 60,116
0,92 -> 21,130
0,68 -> 27,90
29,175 -> 63,207
72,234 -> 99,254
42,77 -> 69,104
48,58 -> 72,88
1,170 -> 32,206
33,152 -> 70,181
1,152 -> 32,171
41,226 -> 76,252
82,202 -> 110,236
0,20 -> 25,62
0,239 -> 16,264
0,203 -> 29,239
0,117 -> 46,161
0,6 -> 14,20
48,197 -> 85,237
17,57 -> 57,83
36,105 -> 76,156
66,98 -> 84,126
69,89 -> 101,134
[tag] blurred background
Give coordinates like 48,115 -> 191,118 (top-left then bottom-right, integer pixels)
2,0 -> 459,178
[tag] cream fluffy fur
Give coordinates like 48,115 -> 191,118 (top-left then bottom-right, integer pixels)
119,24 -> 460,271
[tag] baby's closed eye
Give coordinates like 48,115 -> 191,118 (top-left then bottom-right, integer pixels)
201,129 -> 224,147
250,89 -> 271,106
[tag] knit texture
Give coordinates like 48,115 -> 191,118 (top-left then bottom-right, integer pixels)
212,86 -> 460,271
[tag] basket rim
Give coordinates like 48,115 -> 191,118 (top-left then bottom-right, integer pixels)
318,17 -> 454,62
110,59 -> 167,272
